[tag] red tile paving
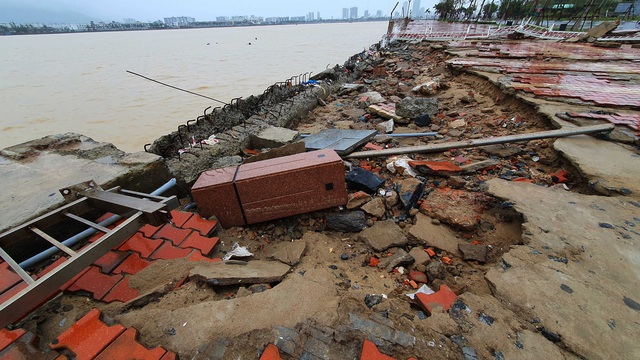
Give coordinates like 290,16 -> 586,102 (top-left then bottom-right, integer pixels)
93,251 -> 129,274
160,352 -> 178,360
112,253 -> 153,275
415,284 -> 458,316
0,282 -> 28,305
259,343 -> 283,360
67,266 -> 123,301
182,214 -> 219,236
360,339 -> 396,360
118,233 -> 163,258
94,328 -> 168,360
1,331 -> 62,359
49,309 -> 125,360
138,224 -> 161,238
169,210 -> 193,228
0,328 -> 26,352
150,242 -> 193,261
180,232 -> 219,255
152,224 -> 192,246
102,277 -> 140,303
0,262 -> 23,295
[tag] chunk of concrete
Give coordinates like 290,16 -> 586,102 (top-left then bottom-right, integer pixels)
409,247 -> 431,266
409,213 -> 465,256
268,241 -> 306,266
190,260 -> 290,286
420,189 -> 490,230
358,220 -> 408,252
250,127 -> 299,149
361,197 -> 386,218
458,244 -> 488,263
379,248 -> 414,272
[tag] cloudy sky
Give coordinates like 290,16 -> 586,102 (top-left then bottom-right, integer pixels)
1,0 -> 439,23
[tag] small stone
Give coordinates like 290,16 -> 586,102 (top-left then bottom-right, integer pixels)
448,176 -> 467,189
458,244 -> 488,263
378,248 -> 415,272
560,284 -> 573,294
341,254 -> 349,261
408,270 -> 428,283
623,296 -> 640,311
431,219 -> 441,225
326,211 -> 367,232
540,328 -> 561,343
362,197 -> 386,218
426,260 -> 445,280
599,222 -> 614,229
364,294 -> 383,308
358,220 -> 408,252
328,265 -> 338,270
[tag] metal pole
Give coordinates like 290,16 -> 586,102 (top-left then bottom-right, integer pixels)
344,124 -> 614,159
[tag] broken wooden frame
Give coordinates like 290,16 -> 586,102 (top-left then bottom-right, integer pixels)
345,124 -> 615,158
0,181 -> 178,327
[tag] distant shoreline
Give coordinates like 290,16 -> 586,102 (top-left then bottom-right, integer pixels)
0,18 -> 392,36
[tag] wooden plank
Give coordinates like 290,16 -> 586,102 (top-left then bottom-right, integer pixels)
345,124 -> 614,159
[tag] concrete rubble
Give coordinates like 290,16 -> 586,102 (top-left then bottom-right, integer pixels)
1,19 -> 640,360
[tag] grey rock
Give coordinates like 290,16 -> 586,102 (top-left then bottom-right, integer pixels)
361,197 -> 386,218
326,211 -> 367,232
379,248 -> 415,272
395,97 -> 439,118
268,240 -> 306,266
409,247 -> 431,266
459,244 -> 488,263
426,260 -> 446,280
348,313 -> 416,347
359,220 -> 408,252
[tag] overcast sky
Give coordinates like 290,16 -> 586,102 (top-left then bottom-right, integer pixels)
1,0 -> 438,23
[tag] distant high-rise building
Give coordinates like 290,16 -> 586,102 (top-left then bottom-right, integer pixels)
402,1 -> 409,17
317,11 -> 321,20
343,8 -> 349,19
350,7 -> 358,19
364,10 -> 369,18
216,16 -> 229,22
376,10 -> 383,18
412,0 -> 421,18
163,16 -> 195,27
308,12 -> 315,21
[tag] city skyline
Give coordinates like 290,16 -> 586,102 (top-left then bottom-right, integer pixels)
0,0 -> 439,24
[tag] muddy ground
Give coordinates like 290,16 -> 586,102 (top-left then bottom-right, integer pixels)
19,40 -> 640,359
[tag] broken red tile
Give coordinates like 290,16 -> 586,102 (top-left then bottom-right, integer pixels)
118,233 -> 163,259
150,242 -> 193,261
49,308 -> 125,360
0,262 -> 23,294
408,280 -> 418,289
93,251 -> 129,274
363,142 -> 383,151
67,266 -> 123,301
550,169 -> 569,183
186,251 -> 222,263
152,224 -> 192,246
94,328 -> 167,360
408,160 -> 462,172
138,224 -> 160,238
425,248 -> 436,257
441,256 -> 453,265
112,253 -> 153,275
180,232 -> 219,255
259,343 -> 283,360
512,177 -> 534,183
415,284 -> 457,316
368,257 -> 380,267
182,214 -> 219,236
2,331 -> 61,360
408,270 -> 428,284
101,277 -> 140,303
169,210 -> 194,228
360,339 -> 396,360
0,328 -> 26,352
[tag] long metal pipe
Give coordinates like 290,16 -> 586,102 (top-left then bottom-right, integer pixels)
19,178 -> 177,269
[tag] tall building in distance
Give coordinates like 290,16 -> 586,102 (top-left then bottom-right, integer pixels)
376,10 -> 383,18
317,11 -> 321,20
163,16 -> 195,27
342,8 -> 349,19
402,1 -> 409,17
307,12 -> 315,21
412,0 -> 422,18
364,10 -> 369,18
350,7 -> 358,19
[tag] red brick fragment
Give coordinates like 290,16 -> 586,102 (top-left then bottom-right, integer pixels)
0,328 -> 26,352
360,339 -> 396,360
259,343 -> 283,360
94,328 -> 167,360
368,257 -> 380,267
67,266 -> 123,301
408,270 -> 428,284
180,232 -> 219,255
49,308 -> 125,360
102,277 -> 140,303
150,242 -> 192,260
118,233 -> 163,259
113,253 -> 153,275
152,224 -> 192,246
415,284 -> 457,316
169,210 -> 193,228
93,251 -> 129,274
182,214 -> 219,236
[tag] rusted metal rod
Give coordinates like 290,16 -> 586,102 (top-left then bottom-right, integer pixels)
345,124 -> 614,159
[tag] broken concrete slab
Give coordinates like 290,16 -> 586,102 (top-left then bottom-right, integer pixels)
250,127 -> 299,149
361,198 -> 386,218
0,133 -> 170,233
409,247 -> 431,266
554,136 -> 640,198
243,142 -> 305,164
485,179 -> 640,359
395,97 -> 439,118
267,241 -> 306,266
420,189 -> 490,230
458,244 -> 488,263
460,159 -> 500,174
358,220 -> 408,252
190,260 -> 290,286
409,214 -> 466,256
